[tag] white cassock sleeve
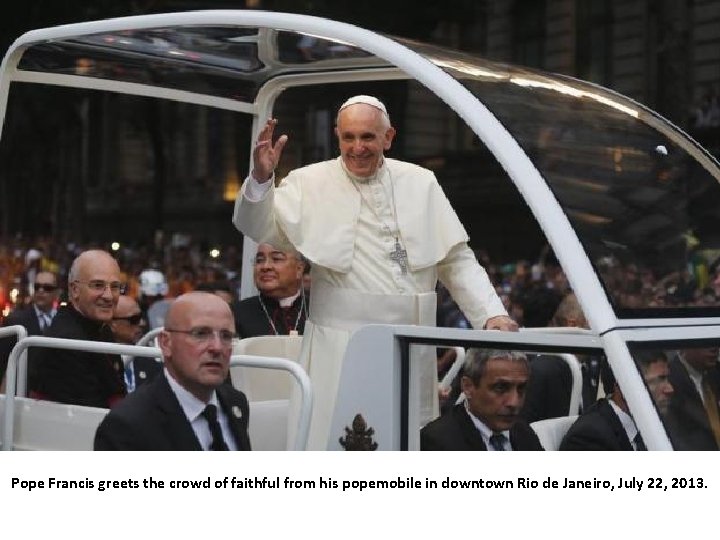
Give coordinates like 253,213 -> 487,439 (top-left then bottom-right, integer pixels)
232,175 -> 296,253
437,243 -> 508,329
243,174 -> 272,201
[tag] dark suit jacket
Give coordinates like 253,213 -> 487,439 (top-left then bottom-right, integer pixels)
0,305 -> 44,383
94,374 -> 251,451
420,404 -> 543,451
521,354 -> 573,423
32,305 -> 126,407
559,398 -> 634,451
234,294 -> 306,338
667,357 -> 719,450
128,356 -> 163,389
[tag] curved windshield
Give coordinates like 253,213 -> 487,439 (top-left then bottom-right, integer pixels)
400,38 -> 720,319
17,26 -> 385,102
628,341 -> 720,450
15,22 -> 720,318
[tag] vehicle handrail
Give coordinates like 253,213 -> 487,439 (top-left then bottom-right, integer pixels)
3,336 -> 312,451
230,354 -> 312,451
136,326 -> 164,347
0,325 -> 27,392
439,346 -> 465,391
520,326 -> 595,335
560,353 -> 583,415
3,336 -> 162,451
0,325 -> 28,340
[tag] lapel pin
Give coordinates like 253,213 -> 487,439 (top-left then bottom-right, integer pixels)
139,371 -> 147,379
232,406 -> 242,418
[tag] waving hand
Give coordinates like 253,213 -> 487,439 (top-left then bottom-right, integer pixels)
251,119 -> 288,183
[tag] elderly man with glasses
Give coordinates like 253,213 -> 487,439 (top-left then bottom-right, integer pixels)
0,271 -> 59,388
95,292 -> 251,451
31,249 -> 128,408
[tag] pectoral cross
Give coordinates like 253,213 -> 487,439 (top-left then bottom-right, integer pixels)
389,237 -> 409,275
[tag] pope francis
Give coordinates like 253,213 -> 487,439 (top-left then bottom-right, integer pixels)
233,95 -> 516,449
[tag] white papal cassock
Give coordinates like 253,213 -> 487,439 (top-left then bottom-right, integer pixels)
233,156 -> 507,449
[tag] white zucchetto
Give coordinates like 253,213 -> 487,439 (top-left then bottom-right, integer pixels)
338,95 -> 390,122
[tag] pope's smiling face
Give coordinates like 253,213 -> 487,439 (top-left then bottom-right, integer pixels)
335,103 -> 395,178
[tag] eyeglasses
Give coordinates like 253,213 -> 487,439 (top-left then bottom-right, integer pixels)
165,327 -> 236,345
112,313 -> 143,325
72,280 -> 124,294
34,283 -> 58,292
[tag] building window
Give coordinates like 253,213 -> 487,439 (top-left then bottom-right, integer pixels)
512,0 -> 546,68
575,0 -> 613,84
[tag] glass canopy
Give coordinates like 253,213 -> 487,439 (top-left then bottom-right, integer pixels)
12,22 -> 720,319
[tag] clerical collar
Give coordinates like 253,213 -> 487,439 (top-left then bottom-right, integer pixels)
261,290 -> 301,308
339,155 -> 385,184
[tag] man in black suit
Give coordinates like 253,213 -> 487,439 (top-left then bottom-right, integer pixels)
421,349 -> 543,451
32,251 -> 127,407
0,271 -> 59,388
94,292 -> 251,450
666,347 -> 720,450
521,293 -> 600,423
234,243 -> 307,338
110,295 -> 161,392
560,351 -> 673,451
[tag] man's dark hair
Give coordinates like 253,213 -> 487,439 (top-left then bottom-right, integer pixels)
462,348 -> 528,385
634,349 -> 668,370
520,286 -> 563,327
600,350 -> 668,396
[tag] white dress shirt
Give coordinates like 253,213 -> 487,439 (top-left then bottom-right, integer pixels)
608,399 -> 641,450
464,401 -> 512,451
164,369 -> 238,450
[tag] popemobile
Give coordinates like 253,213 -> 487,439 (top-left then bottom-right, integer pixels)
1,10 -> 719,451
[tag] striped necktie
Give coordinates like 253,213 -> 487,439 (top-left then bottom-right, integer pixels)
38,312 -> 52,331
489,433 -> 508,451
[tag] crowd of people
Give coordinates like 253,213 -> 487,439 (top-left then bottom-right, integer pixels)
0,234 -> 244,319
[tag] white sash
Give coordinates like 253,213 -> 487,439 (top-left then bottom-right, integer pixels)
309,282 -> 437,331
290,282 -> 439,449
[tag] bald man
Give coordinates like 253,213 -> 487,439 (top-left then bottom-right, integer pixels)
234,95 -> 515,448
95,292 -> 251,451
32,250 -> 127,408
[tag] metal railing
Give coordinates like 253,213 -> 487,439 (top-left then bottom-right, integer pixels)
136,327 -> 164,347
2,335 -> 312,451
230,353 -> 312,451
0,325 -> 27,392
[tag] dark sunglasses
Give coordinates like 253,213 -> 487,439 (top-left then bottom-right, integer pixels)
34,284 -> 58,292
112,314 -> 143,325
